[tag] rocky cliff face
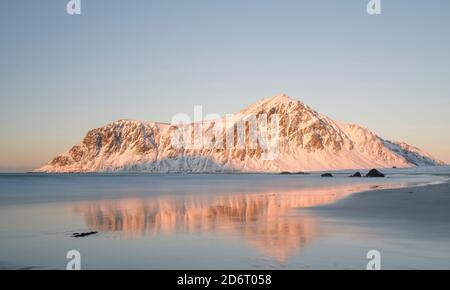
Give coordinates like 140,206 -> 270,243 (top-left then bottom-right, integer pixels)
35,94 -> 445,173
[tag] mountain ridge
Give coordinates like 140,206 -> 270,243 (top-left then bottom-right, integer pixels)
35,94 -> 445,173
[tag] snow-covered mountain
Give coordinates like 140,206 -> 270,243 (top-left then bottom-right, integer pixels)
35,94 -> 445,173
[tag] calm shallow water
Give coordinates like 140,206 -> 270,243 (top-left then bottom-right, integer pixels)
0,172 -> 447,269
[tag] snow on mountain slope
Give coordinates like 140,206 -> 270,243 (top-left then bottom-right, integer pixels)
35,94 -> 445,173
383,140 -> 445,166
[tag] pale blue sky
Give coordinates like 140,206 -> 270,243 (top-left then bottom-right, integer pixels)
1,0 -> 449,171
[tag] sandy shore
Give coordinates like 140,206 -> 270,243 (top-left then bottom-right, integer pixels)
311,176 -> 450,239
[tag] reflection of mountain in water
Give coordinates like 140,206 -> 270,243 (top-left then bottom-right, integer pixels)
73,183 -> 404,263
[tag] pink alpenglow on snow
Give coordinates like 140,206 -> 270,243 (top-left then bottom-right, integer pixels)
35,94 -> 446,173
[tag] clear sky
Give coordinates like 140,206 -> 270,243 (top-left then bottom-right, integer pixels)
1,0 -> 449,171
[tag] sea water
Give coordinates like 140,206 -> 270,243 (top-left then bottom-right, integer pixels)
0,171 -> 448,269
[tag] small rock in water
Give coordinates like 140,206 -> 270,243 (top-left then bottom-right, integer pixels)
321,173 -> 333,177
349,172 -> 362,177
294,171 -> 308,175
366,169 -> 385,177
281,171 -> 308,175
72,231 -> 98,238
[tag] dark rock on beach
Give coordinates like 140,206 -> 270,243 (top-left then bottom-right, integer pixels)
366,169 -> 385,177
321,173 -> 333,177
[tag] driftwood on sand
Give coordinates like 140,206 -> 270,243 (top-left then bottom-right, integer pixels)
72,231 -> 98,238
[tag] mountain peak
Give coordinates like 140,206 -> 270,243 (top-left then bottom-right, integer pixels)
264,93 -> 297,105
35,93 -> 444,173
239,93 -> 301,115
270,93 -> 292,101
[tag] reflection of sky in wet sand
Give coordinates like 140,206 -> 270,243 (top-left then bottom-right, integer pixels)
74,181 -> 410,263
